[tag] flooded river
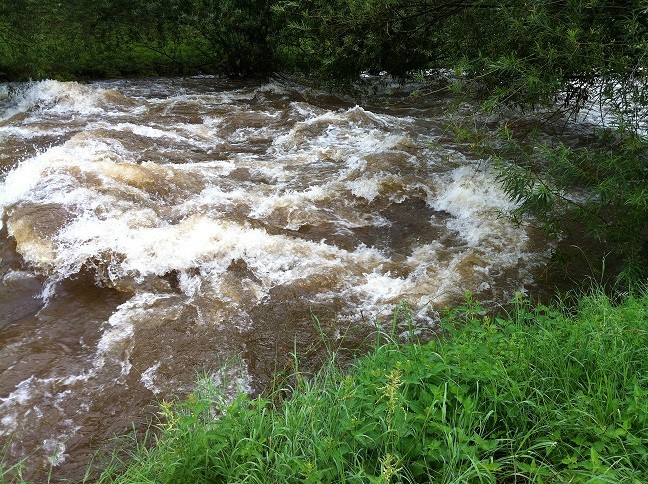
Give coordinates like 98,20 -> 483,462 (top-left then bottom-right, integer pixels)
0,77 -> 552,480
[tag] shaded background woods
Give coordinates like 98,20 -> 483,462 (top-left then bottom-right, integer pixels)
2,1 -> 646,98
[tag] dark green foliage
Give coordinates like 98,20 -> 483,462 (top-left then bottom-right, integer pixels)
493,127 -> 648,283
272,0 -> 450,81
97,292 -> 648,483
444,0 -> 648,109
183,0 -> 275,76
2,0 -> 646,101
102,0 -> 276,77
0,0 -> 277,79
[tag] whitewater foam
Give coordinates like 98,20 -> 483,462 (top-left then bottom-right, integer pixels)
0,80 -> 128,122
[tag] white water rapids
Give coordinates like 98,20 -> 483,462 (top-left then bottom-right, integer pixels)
0,77 -> 552,479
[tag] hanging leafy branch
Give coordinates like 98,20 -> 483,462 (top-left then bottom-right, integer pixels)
492,126 -> 648,282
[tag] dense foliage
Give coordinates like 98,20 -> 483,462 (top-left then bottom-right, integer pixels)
3,2 -> 646,90
0,0 -> 277,78
90,292 -> 648,483
492,128 -> 648,283
446,1 -> 648,108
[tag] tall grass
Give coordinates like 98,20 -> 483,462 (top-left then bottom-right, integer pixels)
94,289 -> 648,483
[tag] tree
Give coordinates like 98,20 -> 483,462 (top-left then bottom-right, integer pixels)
447,0 -> 648,282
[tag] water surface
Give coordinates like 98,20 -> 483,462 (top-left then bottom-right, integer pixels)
0,77 -> 551,480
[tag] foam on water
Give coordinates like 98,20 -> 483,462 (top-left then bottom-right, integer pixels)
0,90 -> 542,311
432,165 -> 520,247
347,175 -> 386,202
43,439 -> 67,466
0,80 -> 132,122
140,362 -> 162,394
0,377 -> 56,435
0,124 -> 71,140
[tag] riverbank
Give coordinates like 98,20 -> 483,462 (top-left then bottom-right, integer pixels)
89,289 -> 648,483
1,75 -> 645,483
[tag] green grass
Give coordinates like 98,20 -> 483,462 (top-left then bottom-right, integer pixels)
90,290 -> 648,483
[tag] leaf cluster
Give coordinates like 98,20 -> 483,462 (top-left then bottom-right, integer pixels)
2,0 -> 646,105
493,127 -> 648,282
443,0 -> 648,110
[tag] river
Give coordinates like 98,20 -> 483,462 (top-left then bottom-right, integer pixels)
0,76 -> 552,480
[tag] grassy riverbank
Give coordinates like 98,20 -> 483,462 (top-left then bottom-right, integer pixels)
93,290 -> 648,483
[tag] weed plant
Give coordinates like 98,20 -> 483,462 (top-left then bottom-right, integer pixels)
93,289 -> 648,483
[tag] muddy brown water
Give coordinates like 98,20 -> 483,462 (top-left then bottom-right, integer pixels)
0,77 -> 556,481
